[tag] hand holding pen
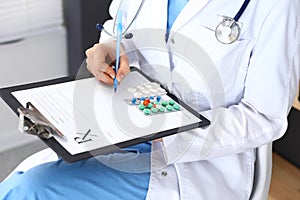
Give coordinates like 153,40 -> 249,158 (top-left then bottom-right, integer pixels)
85,12 -> 130,86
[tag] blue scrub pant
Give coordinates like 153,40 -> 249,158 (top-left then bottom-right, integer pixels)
0,143 -> 151,200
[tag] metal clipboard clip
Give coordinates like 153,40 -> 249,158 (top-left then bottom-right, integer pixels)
18,102 -> 65,139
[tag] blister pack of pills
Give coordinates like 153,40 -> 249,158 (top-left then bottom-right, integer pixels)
127,82 -> 181,115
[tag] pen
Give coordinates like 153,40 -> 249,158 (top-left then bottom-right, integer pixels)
114,11 -> 123,93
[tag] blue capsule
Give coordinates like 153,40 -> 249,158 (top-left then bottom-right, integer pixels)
156,96 -> 161,102
131,98 -> 137,104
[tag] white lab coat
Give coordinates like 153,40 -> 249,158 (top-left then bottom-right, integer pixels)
101,0 -> 300,199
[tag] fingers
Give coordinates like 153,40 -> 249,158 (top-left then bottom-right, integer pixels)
86,56 -> 115,85
93,45 -> 116,77
85,42 -> 130,85
94,69 -> 115,85
153,138 -> 163,143
86,44 -> 115,85
116,55 -> 130,82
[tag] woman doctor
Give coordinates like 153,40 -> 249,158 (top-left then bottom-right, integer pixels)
1,0 -> 300,199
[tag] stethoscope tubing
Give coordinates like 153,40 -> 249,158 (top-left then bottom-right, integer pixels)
98,0 -> 251,43
233,0 -> 251,21
112,0 -> 146,36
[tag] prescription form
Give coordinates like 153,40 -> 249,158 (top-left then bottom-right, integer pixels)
12,71 -> 201,155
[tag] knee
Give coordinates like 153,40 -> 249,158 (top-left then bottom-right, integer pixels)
0,164 -> 56,199
0,171 -> 40,199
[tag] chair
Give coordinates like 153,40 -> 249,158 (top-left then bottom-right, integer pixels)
249,143 -> 273,200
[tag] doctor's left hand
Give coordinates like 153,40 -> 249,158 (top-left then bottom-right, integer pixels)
86,42 -> 130,85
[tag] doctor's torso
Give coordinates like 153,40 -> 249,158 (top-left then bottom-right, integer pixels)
113,0 -> 278,111
103,0 -> 300,199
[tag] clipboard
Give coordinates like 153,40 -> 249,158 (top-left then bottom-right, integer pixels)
0,67 -> 210,162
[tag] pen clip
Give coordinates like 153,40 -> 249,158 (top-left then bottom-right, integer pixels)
18,102 -> 65,139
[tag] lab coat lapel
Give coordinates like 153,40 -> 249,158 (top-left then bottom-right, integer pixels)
148,0 -> 168,30
127,0 -> 168,30
170,0 -> 210,35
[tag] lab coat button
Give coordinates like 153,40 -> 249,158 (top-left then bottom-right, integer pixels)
161,171 -> 168,177
171,38 -> 175,44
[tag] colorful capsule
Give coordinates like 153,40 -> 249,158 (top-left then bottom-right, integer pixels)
151,108 -> 159,113
168,100 -> 175,106
143,99 -> 150,106
159,107 -> 165,112
139,104 -> 145,110
162,101 -> 168,107
144,109 -> 151,115
166,105 -> 173,111
147,103 -> 153,108
131,98 -> 137,105
173,104 -> 180,110
156,96 -> 161,102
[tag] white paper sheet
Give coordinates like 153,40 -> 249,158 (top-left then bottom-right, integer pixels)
12,71 -> 201,155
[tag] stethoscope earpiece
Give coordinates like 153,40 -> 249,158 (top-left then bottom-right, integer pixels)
95,0 -> 145,40
124,33 -> 133,39
96,23 -> 104,31
96,23 -> 133,39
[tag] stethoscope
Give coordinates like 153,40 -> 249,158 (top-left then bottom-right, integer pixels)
215,0 -> 251,44
96,0 -> 146,40
96,0 -> 251,44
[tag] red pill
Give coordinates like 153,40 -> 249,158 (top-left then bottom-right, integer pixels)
143,99 -> 150,106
